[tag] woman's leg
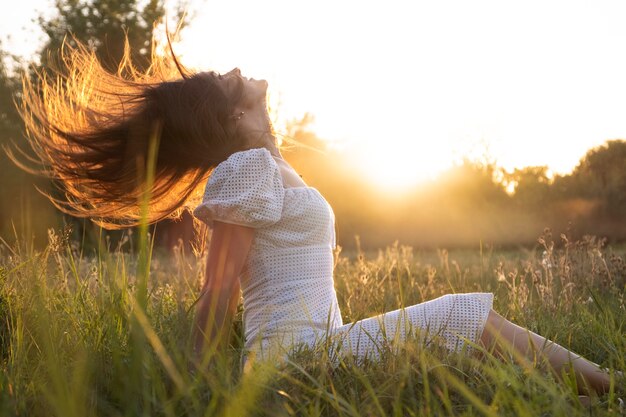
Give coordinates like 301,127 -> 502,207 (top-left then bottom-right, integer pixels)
480,309 -> 613,394
330,293 -> 494,361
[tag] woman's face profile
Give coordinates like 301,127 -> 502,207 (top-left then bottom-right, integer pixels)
218,68 -> 268,110
214,68 -> 274,148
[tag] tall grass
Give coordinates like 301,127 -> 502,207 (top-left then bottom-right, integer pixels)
0,229 -> 624,416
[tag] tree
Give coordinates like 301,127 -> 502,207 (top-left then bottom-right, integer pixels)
39,0 -> 171,72
436,159 -> 510,209
572,140 -> 626,217
0,45 -> 61,243
0,48 -> 21,141
0,46 -> 22,236
507,166 -> 552,208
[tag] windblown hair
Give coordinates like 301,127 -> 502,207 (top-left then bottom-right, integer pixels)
15,40 -> 246,228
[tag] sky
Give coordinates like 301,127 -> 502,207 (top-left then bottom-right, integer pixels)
3,0 -> 626,189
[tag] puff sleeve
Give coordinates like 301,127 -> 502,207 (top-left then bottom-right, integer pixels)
193,148 -> 284,228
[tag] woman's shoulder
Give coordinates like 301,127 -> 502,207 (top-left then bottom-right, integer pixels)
194,147 -> 284,228
206,147 -> 279,187
220,147 -> 274,169
210,147 -> 278,184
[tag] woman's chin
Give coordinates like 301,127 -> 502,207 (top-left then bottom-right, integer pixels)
256,81 -> 269,99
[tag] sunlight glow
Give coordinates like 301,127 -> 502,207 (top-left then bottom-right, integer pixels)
173,0 -> 626,190
350,143 -> 453,191
5,0 -> 625,190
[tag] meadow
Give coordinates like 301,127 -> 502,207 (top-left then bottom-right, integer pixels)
0,228 -> 624,416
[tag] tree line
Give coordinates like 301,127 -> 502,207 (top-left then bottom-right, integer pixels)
285,119 -> 626,248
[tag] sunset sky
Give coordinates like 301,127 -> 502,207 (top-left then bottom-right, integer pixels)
3,0 -> 626,188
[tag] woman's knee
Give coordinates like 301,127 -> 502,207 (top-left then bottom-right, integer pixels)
480,309 -> 505,348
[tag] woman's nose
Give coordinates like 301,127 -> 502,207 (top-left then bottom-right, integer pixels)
227,68 -> 241,76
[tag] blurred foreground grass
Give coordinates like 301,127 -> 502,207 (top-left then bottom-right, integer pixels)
0,229 -> 624,416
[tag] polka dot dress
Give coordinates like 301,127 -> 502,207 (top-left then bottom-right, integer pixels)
194,148 -> 493,360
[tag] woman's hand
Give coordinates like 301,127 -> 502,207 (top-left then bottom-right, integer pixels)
193,221 -> 254,360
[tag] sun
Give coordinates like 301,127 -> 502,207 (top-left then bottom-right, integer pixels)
347,139 -> 453,192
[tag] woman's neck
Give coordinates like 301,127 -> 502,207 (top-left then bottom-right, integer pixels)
261,137 -> 281,158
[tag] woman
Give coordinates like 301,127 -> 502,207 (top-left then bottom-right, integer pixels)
18,44 -> 616,396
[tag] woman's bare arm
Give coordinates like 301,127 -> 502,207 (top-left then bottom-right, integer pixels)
193,221 -> 254,358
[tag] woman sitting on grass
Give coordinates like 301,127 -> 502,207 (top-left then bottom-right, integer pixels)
18,42 -> 620,399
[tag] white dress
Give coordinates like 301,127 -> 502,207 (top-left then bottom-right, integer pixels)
194,148 -> 493,361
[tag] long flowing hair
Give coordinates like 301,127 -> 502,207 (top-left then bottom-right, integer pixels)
13,39 -> 246,228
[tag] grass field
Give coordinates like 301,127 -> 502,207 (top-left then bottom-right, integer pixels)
0,228 -> 624,416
